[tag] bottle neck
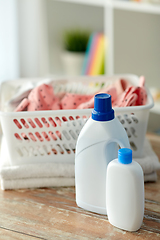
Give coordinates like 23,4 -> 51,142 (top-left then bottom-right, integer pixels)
92,109 -> 115,122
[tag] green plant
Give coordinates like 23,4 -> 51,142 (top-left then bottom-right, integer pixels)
63,29 -> 90,52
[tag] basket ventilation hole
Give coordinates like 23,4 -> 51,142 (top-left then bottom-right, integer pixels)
117,115 -> 125,124
37,146 -> 45,156
28,132 -> 37,142
22,147 -> 29,156
130,127 -> 137,137
48,117 -> 57,127
71,120 -> 76,127
16,148 -> 23,156
43,145 -> 51,155
60,116 -> 70,127
49,131 -> 57,141
21,133 -> 30,142
20,119 -> 29,128
131,116 -> 138,124
34,118 -> 43,128
56,144 -> 64,154
69,130 -> 77,140
42,132 -> 50,141
28,147 -> 38,156
28,146 -> 35,156
69,143 -> 76,153
33,148 -> 38,156
55,117 -> 62,126
76,129 -> 80,136
13,119 -> 22,129
120,118 -> 125,125
124,115 -> 132,124
41,117 -> 50,127
69,116 -> 76,126
62,116 -> 68,122
35,132 -> 44,142
124,128 -> 131,138
69,116 -> 74,121
14,133 -> 22,141
76,119 -> 84,127
130,142 -> 137,151
51,146 -> 58,155
62,130 -> 71,140
27,118 -> 36,128
56,131 -> 62,140
63,144 -> 71,154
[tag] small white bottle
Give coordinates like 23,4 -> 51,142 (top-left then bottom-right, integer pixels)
106,148 -> 144,231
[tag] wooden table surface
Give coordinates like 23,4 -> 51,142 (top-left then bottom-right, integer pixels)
0,133 -> 160,240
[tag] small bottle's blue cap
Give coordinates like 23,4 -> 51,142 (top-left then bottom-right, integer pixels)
92,93 -> 114,121
118,148 -> 132,164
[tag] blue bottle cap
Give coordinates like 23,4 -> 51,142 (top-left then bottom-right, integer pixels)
92,93 -> 114,121
118,148 -> 132,164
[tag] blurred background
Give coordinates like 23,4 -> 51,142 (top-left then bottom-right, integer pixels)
0,0 -> 160,132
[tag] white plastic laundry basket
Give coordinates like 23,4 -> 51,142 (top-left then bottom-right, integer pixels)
0,75 -> 154,166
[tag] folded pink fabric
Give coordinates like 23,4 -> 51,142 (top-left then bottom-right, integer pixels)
15,84 -> 61,112
77,76 -> 147,109
14,77 -> 147,142
15,76 -> 147,113
113,76 -> 147,107
77,87 -> 117,109
61,93 -> 93,109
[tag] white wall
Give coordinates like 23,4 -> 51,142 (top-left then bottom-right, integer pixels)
114,10 -> 160,88
0,0 -> 19,82
0,0 -> 50,81
46,1 -> 103,75
46,1 -> 160,88
1,0 -> 159,88
17,0 -> 49,78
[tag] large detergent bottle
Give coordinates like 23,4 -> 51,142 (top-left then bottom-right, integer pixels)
75,93 -> 130,215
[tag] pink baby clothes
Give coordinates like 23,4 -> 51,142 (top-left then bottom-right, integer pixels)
15,84 -> 61,112
15,84 -> 93,112
77,87 -> 117,109
114,76 -> 147,107
15,77 -> 147,112
61,93 -> 93,109
78,77 -> 147,109
110,78 -> 132,96
77,78 -> 131,109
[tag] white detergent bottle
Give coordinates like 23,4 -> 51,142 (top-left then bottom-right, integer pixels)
75,93 -> 130,215
106,148 -> 144,231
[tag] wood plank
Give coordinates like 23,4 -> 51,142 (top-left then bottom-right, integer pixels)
145,169 -> 160,202
0,227 -> 42,240
147,133 -> 160,160
0,133 -> 159,239
0,186 -> 160,239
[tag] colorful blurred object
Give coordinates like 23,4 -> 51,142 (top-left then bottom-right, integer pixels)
82,33 -> 106,76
